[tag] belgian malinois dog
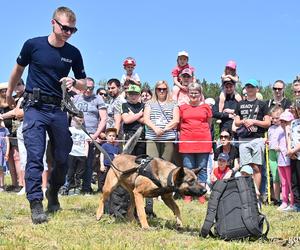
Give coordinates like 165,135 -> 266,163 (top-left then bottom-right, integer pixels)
96,154 -> 207,229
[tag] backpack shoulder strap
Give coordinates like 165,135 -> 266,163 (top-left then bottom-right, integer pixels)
236,177 -> 270,238
200,180 -> 227,238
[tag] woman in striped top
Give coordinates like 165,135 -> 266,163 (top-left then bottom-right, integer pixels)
143,80 -> 179,162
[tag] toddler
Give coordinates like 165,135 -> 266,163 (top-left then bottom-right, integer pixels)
217,60 -> 241,123
121,57 -> 141,86
277,110 -> 294,211
171,51 -> 195,93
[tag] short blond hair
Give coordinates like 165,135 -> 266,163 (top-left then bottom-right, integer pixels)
53,6 -> 76,23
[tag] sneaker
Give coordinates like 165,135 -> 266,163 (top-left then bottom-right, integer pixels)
282,205 -> 300,212
46,187 -> 61,213
277,203 -> 288,211
198,195 -> 207,204
17,186 -> 26,196
30,200 -> 48,224
184,196 -> 192,203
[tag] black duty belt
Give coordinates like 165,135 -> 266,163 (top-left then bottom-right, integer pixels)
24,92 -> 62,106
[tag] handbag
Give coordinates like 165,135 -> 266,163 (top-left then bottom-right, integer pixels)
236,100 -> 259,138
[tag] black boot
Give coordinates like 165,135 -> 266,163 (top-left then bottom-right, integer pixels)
30,200 -> 48,224
46,186 -> 61,213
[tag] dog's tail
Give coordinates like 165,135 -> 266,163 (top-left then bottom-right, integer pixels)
122,126 -> 143,154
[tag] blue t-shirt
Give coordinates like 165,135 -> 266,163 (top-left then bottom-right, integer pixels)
102,142 -> 120,166
17,36 -> 86,98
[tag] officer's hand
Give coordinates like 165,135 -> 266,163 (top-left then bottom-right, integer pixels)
60,77 -> 76,89
6,95 -> 16,109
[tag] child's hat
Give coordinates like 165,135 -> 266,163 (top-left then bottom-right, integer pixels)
127,84 -> 141,94
280,110 -> 294,122
240,165 -> 253,175
178,51 -> 189,58
226,60 -> 237,70
123,57 -> 136,66
218,153 -> 229,161
180,68 -> 193,76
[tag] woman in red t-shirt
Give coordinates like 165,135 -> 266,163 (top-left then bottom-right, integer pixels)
179,83 -> 212,202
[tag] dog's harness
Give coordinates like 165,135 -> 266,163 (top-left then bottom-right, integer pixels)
135,155 -> 179,193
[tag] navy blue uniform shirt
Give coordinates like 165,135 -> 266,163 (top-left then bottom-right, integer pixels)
17,36 -> 86,98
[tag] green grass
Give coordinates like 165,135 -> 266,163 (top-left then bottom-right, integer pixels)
0,191 -> 300,250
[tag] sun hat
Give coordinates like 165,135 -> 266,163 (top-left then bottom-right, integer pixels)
279,110 -> 294,122
244,79 -> 259,88
127,84 -> 141,94
0,82 -> 8,90
178,51 -> 189,58
180,68 -> 193,76
218,153 -> 229,161
240,165 -> 253,175
226,60 -> 237,70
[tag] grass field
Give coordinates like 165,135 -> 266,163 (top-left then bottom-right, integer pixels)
0,191 -> 300,250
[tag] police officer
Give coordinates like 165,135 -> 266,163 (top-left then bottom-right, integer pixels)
6,6 -> 86,224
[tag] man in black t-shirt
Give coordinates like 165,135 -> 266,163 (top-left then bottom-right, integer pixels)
6,7 -> 86,224
234,79 -> 271,192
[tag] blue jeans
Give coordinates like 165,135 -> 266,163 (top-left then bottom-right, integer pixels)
23,104 -> 72,201
182,153 -> 209,183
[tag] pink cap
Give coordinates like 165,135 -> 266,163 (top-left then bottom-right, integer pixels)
180,68 -> 193,76
280,111 -> 294,122
226,60 -> 237,70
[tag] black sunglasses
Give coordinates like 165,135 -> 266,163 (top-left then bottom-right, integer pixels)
220,135 -> 229,139
86,86 -> 94,91
99,92 -> 107,97
54,19 -> 77,34
156,88 -> 167,91
273,87 -> 283,91
294,90 -> 300,95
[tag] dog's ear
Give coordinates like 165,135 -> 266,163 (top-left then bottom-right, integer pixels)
174,166 -> 185,186
192,167 -> 201,175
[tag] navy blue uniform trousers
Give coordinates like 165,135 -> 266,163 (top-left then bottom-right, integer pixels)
23,104 -> 72,201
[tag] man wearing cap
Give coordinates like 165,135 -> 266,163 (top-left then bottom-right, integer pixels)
72,77 -> 107,194
234,79 -> 271,192
6,6 -> 86,224
213,79 -> 240,133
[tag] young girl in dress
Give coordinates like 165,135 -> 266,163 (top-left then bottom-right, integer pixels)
217,60 -> 241,123
0,118 -> 10,191
277,110 -> 294,210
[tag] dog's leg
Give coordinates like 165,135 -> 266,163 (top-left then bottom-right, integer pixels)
133,189 -> 149,229
161,193 -> 183,228
126,189 -> 136,222
96,170 -> 118,220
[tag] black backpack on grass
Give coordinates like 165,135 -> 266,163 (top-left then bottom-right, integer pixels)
200,176 -> 269,240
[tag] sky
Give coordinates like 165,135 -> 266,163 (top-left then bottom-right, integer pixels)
1,0 -> 300,88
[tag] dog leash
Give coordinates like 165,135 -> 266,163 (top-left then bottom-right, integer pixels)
60,81 -> 139,175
